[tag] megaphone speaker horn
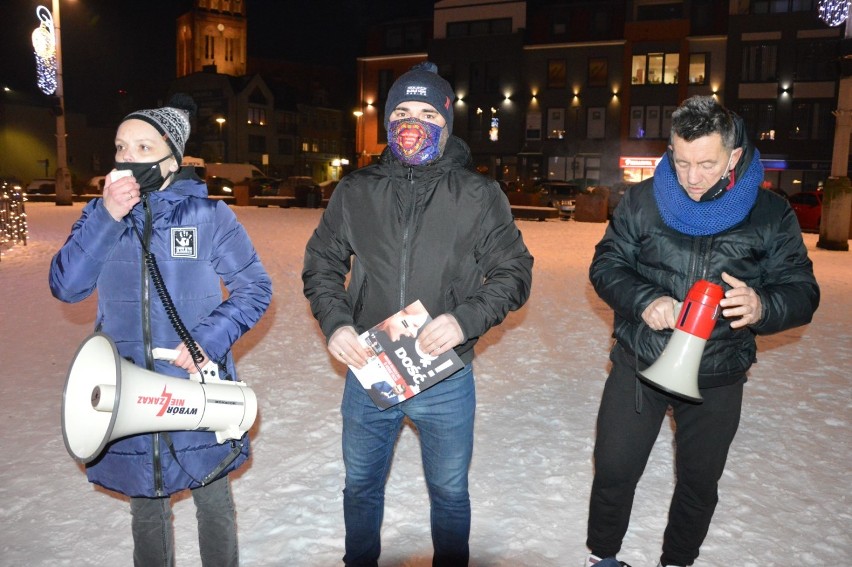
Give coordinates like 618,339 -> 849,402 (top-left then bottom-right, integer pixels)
62,333 -> 257,463
638,280 -> 724,403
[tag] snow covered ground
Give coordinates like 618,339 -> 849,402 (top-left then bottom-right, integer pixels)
0,201 -> 849,566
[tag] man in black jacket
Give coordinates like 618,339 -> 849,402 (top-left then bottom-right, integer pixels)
303,62 -> 533,567
585,96 -> 818,567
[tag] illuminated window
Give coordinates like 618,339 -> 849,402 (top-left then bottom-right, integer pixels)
632,53 -> 679,85
489,114 -> 499,142
663,53 -> 679,84
688,53 -> 707,85
247,107 -> 266,126
632,55 -> 646,84
739,102 -> 777,140
647,54 -> 664,84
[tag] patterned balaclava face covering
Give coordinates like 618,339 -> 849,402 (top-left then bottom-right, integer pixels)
384,62 -> 455,165
386,117 -> 448,166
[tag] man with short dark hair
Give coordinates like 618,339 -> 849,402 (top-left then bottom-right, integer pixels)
584,96 -> 819,567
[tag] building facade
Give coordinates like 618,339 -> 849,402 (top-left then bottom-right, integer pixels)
354,0 -> 850,194
172,1 -> 345,182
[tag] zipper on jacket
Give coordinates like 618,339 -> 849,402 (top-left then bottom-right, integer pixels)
398,167 -> 415,309
687,236 -> 713,295
140,196 -> 165,497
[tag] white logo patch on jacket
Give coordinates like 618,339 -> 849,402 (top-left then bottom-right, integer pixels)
171,227 -> 197,258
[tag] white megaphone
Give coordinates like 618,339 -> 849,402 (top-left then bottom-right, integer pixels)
62,333 -> 257,463
638,280 -> 724,403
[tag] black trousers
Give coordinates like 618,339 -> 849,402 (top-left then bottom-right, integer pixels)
586,343 -> 743,566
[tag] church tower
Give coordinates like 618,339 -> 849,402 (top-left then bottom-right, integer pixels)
176,0 -> 247,78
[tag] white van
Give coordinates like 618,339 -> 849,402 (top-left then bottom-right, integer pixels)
205,162 -> 266,183
181,156 -> 206,178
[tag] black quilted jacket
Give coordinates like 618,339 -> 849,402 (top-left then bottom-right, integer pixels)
303,136 -> 533,365
590,175 -> 819,388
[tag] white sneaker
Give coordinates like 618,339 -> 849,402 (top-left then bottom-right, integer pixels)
657,563 -> 684,567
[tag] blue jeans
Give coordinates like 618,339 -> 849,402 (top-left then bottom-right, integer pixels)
341,364 -> 475,567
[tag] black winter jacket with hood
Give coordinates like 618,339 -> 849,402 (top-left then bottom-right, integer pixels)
590,147 -> 819,388
303,135 -> 533,364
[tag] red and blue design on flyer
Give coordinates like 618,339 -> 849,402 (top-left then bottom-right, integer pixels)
349,300 -> 465,410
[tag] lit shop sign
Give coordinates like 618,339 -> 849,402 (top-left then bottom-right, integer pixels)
760,159 -> 787,170
619,157 -> 662,168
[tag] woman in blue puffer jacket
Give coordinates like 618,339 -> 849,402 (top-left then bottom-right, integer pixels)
49,94 -> 272,567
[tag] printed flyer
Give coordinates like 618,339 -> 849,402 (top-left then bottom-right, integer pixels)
350,300 -> 465,410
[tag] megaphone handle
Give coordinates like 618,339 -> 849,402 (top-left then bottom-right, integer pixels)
152,347 -> 179,362
151,348 -> 221,383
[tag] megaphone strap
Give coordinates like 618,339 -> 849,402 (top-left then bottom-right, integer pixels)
160,432 -> 244,488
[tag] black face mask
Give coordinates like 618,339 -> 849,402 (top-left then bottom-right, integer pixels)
114,154 -> 173,194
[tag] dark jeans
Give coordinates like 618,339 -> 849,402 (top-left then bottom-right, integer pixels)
340,365 -> 475,567
587,344 -> 743,566
130,475 -> 238,567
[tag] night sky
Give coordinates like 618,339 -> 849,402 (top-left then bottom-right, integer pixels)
0,0 -> 435,119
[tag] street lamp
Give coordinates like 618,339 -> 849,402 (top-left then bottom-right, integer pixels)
353,110 -> 364,168
215,117 -> 226,161
32,1 -> 72,205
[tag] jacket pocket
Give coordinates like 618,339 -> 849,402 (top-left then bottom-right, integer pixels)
352,275 -> 368,324
444,280 -> 460,312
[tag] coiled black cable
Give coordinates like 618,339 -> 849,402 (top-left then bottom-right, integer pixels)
129,193 -> 205,377
144,250 -> 205,372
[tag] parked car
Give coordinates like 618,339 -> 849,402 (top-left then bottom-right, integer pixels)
247,176 -> 281,197
205,176 -> 235,196
788,190 -> 823,232
536,181 -> 581,219
318,179 -> 339,202
25,178 -> 56,194
276,176 -> 314,198
83,176 -> 106,194
497,180 -> 522,193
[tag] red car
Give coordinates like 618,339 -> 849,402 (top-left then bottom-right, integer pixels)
788,191 -> 823,232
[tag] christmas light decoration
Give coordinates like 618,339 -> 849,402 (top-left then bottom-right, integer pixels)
818,0 -> 850,27
32,6 -> 57,95
0,181 -> 29,260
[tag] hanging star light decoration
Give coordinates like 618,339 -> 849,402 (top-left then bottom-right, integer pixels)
31,6 -> 57,95
818,0 -> 850,27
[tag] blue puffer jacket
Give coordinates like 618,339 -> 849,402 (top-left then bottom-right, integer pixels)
50,174 -> 272,497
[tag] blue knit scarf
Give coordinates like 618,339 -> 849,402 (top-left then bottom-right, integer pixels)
653,148 -> 763,236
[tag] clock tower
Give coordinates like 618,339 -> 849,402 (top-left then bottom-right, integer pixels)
176,0 -> 247,78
